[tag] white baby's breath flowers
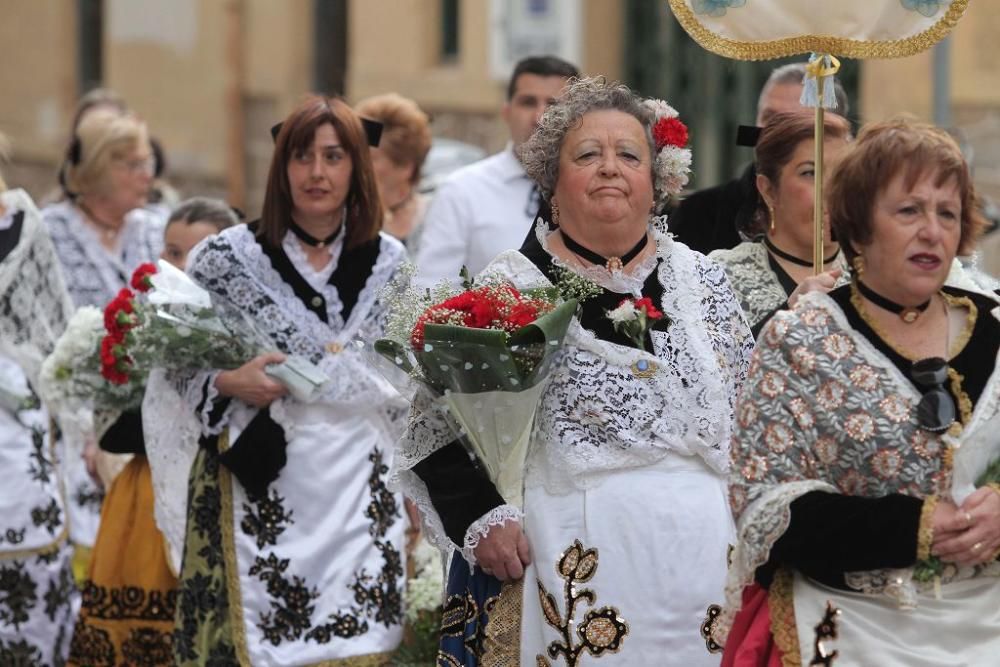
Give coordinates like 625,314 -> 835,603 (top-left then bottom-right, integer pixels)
405,538 -> 445,623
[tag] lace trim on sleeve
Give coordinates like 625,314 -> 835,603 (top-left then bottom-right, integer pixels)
460,504 -> 524,568
715,479 -> 836,646
143,368 -> 203,573
197,370 -> 234,435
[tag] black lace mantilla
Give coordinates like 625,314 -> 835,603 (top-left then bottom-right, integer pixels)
250,447 -> 404,647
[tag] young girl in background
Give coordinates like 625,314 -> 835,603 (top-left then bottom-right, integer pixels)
68,198 -> 237,667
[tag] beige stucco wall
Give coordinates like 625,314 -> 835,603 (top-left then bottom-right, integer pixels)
105,0 -> 228,177
0,1 -> 77,164
346,0 -> 624,152
860,0 -> 1000,274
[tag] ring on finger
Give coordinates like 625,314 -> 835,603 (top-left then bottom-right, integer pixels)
972,541 -> 983,553
963,511 -> 973,527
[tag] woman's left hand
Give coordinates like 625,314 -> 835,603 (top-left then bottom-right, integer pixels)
787,269 -> 842,308
932,487 -> 1000,566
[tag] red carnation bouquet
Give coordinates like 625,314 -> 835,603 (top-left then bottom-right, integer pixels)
97,261 -> 327,401
375,271 -> 578,506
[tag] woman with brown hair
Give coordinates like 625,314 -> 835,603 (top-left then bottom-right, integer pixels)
164,95 -> 408,666
354,93 -> 432,250
719,119 -> 1000,666
709,111 -> 852,336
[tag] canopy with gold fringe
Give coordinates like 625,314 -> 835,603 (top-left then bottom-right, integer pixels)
668,0 -> 968,61
667,0 -> 968,273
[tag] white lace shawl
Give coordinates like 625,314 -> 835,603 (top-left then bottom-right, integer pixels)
717,291 -> 1000,645
42,200 -> 165,308
391,227 -> 755,564
709,241 -> 850,330
143,225 -> 408,570
0,190 -> 75,389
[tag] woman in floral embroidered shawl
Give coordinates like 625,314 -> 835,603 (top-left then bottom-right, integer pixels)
718,119 -> 1000,667
394,77 -> 754,666
149,96 -> 409,666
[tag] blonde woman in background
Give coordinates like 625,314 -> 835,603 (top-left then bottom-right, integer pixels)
354,93 -> 432,251
42,109 -> 164,566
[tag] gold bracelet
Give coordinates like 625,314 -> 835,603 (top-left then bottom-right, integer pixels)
918,494 -> 938,561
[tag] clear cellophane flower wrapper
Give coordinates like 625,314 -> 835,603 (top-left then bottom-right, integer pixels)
949,412 -> 1000,504
144,260 -> 328,402
374,298 -> 577,508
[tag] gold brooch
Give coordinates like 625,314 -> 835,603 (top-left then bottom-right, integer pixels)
325,341 -> 343,355
605,256 -> 624,274
631,359 -> 657,378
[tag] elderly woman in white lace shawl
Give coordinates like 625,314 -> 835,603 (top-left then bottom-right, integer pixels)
717,119 -> 1000,667
394,77 -> 754,666
0,183 -> 79,665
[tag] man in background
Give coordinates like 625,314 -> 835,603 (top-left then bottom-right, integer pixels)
668,63 -> 849,255
414,55 -> 579,286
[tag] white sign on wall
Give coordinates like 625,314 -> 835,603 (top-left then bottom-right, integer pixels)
489,0 -> 582,81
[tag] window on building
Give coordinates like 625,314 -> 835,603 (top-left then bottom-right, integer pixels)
78,0 -> 103,94
441,0 -> 460,62
314,0 -> 348,95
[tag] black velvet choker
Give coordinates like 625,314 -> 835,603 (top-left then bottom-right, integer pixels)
855,279 -> 930,324
288,219 -> 342,249
764,236 -> 839,268
561,229 -> 648,273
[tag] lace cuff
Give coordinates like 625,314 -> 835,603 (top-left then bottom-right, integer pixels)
198,371 -> 234,435
460,504 -> 523,567
917,494 -> 938,562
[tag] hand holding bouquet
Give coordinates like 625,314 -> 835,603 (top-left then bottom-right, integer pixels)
104,261 -> 328,402
375,268 -> 579,507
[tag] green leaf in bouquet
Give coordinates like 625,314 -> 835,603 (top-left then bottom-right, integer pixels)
508,298 -> 578,385
976,457 -> 1000,487
418,324 -> 522,393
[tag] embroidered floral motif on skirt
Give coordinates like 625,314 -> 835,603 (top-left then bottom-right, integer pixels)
67,455 -> 179,667
436,553 -> 523,667
172,449 -> 239,667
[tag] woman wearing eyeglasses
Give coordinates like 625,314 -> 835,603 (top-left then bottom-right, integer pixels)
42,109 -> 163,559
715,119 -> 1000,666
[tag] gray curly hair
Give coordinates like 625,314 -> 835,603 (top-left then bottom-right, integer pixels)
518,77 -> 656,204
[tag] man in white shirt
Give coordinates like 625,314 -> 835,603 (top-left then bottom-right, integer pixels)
414,55 -> 579,287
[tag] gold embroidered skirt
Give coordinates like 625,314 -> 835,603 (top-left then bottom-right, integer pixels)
67,454 -> 178,666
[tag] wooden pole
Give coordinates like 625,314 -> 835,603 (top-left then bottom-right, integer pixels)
813,72 -> 826,275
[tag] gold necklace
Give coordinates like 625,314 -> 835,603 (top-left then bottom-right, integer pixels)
850,283 -> 976,426
78,202 -> 123,241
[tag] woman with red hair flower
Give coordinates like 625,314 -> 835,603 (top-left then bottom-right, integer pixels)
396,77 -> 754,665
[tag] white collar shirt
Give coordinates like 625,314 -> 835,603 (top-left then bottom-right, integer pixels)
413,145 -> 537,288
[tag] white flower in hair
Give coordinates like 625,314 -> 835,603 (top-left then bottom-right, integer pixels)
642,97 -> 692,202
